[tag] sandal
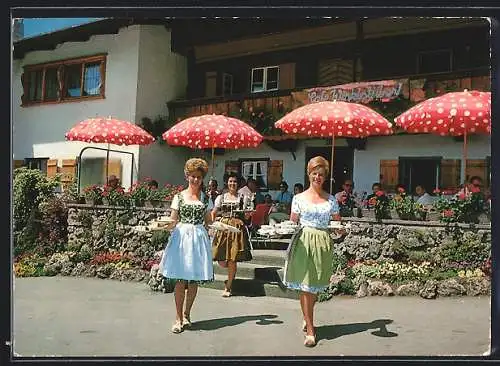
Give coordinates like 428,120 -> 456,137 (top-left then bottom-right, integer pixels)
304,335 -> 316,347
222,289 -> 232,297
171,320 -> 183,334
183,314 -> 192,328
302,320 -> 307,332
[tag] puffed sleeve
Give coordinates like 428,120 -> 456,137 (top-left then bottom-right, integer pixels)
291,195 -> 301,214
329,194 -> 340,215
213,194 -> 223,209
170,193 -> 180,211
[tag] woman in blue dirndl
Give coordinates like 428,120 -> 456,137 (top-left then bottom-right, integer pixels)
161,158 -> 214,333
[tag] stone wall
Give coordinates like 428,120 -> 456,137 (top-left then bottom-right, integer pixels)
66,204 -> 171,260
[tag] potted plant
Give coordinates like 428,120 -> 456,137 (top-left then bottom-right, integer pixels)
127,181 -> 150,207
102,185 -> 127,206
82,184 -> 102,205
145,186 -> 163,208
161,184 -> 184,209
372,190 -> 391,222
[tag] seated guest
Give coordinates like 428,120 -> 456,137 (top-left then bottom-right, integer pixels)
238,177 -> 264,205
147,179 -> 159,189
366,182 -> 382,207
293,183 -> 304,195
251,194 -> 273,228
335,179 -> 356,217
274,181 -> 293,209
415,185 -> 435,205
207,177 -> 220,205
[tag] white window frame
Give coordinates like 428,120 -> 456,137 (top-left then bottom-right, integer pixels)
251,66 -> 280,93
416,49 -> 453,74
241,160 -> 268,190
222,73 -> 233,96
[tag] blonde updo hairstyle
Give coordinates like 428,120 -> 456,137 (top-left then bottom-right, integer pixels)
307,156 -> 330,176
184,158 -> 209,177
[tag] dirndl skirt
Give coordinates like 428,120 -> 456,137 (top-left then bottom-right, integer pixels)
161,223 -> 214,283
283,226 -> 334,294
212,217 -> 253,262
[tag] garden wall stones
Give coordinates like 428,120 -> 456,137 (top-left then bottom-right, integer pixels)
336,218 -> 491,262
66,204 -> 170,261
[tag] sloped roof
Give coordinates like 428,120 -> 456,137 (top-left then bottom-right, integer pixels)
13,18 -> 170,59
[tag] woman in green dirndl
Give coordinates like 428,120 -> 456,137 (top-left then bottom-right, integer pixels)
283,156 -> 341,347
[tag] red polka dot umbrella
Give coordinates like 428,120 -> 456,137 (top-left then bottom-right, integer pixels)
65,116 -> 155,145
394,90 -> 491,185
162,114 -> 263,174
275,101 -> 393,192
65,116 -> 155,188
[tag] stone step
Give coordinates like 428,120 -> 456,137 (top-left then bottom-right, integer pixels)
213,261 -> 284,282
200,274 -> 299,300
249,249 -> 286,267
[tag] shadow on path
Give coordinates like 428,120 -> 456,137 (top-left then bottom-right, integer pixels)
316,319 -> 398,341
189,314 -> 283,331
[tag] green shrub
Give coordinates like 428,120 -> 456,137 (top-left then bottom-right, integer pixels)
36,196 -> 68,256
151,230 -> 170,251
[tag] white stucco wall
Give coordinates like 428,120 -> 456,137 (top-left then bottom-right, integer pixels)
134,25 -> 190,186
12,25 -> 143,189
353,134 -> 491,194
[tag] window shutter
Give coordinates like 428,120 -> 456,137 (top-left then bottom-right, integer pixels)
105,159 -> 122,183
61,159 -> 77,185
47,159 -> 58,178
466,159 -> 487,185
379,159 -> 398,192
205,71 -> 217,98
267,160 -> 283,190
278,63 -> 296,90
440,159 -> 461,189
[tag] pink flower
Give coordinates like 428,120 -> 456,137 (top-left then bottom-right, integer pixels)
397,187 -> 405,194
375,190 -> 385,197
443,209 -> 454,218
433,188 -> 441,194
458,192 -> 466,200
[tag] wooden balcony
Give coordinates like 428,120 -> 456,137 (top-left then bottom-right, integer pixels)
167,69 -> 490,140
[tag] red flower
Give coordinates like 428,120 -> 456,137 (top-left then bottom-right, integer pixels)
375,190 -> 385,197
433,188 -> 441,194
458,192 -> 466,200
397,187 -> 405,194
443,209 -> 454,218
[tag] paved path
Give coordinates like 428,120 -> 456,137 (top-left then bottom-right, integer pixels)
13,277 -> 490,357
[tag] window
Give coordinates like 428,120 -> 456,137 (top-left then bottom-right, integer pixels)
241,160 -> 269,190
417,49 -> 452,74
24,158 -> 49,175
22,54 -> 106,106
222,73 -> 233,96
251,66 -> 279,93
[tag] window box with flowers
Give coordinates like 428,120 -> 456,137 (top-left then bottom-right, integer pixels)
391,188 -> 427,221
83,185 -> 102,205
102,185 -> 128,206
433,187 -> 489,224
364,190 -> 391,222
127,181 -> 151,207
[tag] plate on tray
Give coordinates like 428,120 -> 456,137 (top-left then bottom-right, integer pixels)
209,221 -> 241,233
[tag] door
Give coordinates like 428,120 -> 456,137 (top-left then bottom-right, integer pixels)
399,157 -> 441,195
304,145 -> 354,194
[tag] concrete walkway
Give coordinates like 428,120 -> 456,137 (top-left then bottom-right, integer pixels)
13,277 -> 490,357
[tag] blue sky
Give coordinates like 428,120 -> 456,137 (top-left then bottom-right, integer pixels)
22,18 -> 102,38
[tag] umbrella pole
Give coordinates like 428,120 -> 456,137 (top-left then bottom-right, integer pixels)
211,147 -> 216,177
105,143 -> 110,184
330,136 -> 335,194
463,129 -> 468,191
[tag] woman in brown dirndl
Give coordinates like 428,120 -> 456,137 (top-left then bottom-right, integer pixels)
211,172 -> 253,297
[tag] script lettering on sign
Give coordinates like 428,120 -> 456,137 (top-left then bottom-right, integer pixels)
306,80 -> 405,104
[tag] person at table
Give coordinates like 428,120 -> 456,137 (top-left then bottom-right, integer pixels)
238,177 -> 264,205
251,193 -> 273,228
365,182 -> 382,207
335,179 -> 356,217
160,158 -> 214,334
415,184 -> 435,205
269,181 -> 293,224
211,172 -> 253,297
283,156 -> 340,348
293,183 -> 304,195
206,177 -> 220,205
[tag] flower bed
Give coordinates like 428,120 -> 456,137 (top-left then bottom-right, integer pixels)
317,219 -> 491,301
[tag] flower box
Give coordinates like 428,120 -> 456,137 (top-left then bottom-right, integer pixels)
145,200 -> 162,208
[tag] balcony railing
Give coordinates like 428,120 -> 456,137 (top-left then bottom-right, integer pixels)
167,69 -> 490,138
